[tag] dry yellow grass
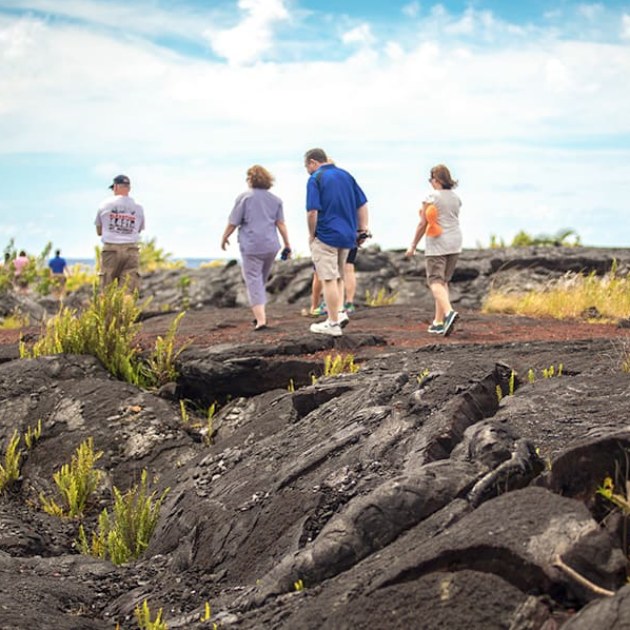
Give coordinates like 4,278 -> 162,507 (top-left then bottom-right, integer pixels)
482,268 -> 630,322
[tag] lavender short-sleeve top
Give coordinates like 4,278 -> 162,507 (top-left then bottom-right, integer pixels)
229,188 -> 284,255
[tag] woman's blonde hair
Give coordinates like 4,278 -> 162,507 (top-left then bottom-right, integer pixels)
430,164 -> 458,189
247,165 -> 274,190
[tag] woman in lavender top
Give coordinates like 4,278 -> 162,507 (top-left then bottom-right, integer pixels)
221,165 -> 291,330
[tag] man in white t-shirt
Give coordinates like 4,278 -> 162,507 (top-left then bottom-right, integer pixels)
95,174 -> 145,292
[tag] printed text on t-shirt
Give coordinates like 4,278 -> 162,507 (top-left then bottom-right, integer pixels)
107,210 -> 138,234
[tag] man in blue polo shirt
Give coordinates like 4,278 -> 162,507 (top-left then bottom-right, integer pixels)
48,248 -> 68,297
304,148 -> 369,336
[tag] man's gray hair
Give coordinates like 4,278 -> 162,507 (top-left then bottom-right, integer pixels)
304,148 -> 328,164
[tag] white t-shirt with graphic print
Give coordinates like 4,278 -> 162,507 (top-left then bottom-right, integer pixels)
95,195 -> 145,244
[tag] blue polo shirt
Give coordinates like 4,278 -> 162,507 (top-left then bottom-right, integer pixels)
306,164 -> 367,249
48,255 -> 67,274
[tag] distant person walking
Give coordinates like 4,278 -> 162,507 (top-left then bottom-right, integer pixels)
12,250 -> 30,294
304,148 -> 369,336
95,174 -> 145,292
221,165 -> 291,331
405,164 -> 462,336
48,249 -> 68,297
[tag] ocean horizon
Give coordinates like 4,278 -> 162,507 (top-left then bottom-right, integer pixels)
65,257 -> 226,269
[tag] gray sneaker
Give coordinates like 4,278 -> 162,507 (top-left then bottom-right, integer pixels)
443,310 -> 459,336
427,322 -> 444,334
310,319 -> 342,337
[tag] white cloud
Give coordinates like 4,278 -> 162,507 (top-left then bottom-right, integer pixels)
544,58 -> 573,91
622,14 -> 630,39
402,2 -> 420,19
0,0 -> 217,41
0,2 -> 629,257
385,41 -> 405,59
0,17 -> 43,60
204,0 -> 290,65
342,23 -> 375,46
446,9 -> 476,35
577,3 -> 604,21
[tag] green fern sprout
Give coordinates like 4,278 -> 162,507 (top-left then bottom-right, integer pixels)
40,437 -> 103,518
287,378 -> 295,393
542,364 -> 564,379
144,312 -> 188,387
179,400 -> 189,425
139,237 -> 184,273
508,370 -> 516,396
417,368 -> 430,384
497,371 -> 518,402
21,282 -> 144,386
324,353 -> 359,376
135,599 -> 167,630
24,419 -> 42,450
78,469 -> 169,565
204,403 -> 216,446
294,578 -> 305,592
200,601 -> 212,622
199,601 -> 218,627
365,288 -> 398,307
597,476 -> 630,512
527,368 -> 536,384
0,431 -> 22,493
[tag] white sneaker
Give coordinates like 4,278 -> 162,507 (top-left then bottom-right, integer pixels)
338,311 -> 349,328
310,319 -> 343,337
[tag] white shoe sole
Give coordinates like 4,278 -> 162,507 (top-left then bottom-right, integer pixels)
310,323 -> 342,337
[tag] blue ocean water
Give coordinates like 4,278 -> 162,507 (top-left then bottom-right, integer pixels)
66,258 -> 220,269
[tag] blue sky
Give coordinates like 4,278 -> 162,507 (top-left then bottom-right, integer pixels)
1,0 -> 629,259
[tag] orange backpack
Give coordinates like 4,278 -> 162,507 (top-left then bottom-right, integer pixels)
425,204 -> 442,237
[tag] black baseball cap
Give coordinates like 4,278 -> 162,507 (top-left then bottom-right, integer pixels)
109,174 -> 130,189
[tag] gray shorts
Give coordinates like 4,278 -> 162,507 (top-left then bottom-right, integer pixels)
426,254 -> 459,286
310,238 -> 349,281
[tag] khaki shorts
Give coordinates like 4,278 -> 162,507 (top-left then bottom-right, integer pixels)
310,238 -> 349,281
100,243 -> 140,292
426,254 -> 459,286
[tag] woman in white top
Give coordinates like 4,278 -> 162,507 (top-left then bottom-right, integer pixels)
405,164 -> 462,336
